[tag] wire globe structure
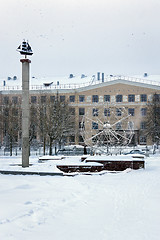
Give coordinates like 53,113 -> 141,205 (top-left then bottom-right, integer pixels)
80,106 -> 134,155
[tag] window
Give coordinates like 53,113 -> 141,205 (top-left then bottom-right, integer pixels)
128,108 -> 135,116
92,95 -> 99,103
104,95 -> 110,102
31,108 -> 37,116
60,95 -> 65,102
141,108 -> 147,116
116,122 -> 121,130
31,124 -> 37,139
69,108 -> 75,115
79,108 -> 85,115
3,96 -> 9,104
104,108 -> 110,116
12,96 -> 18,104
128,121 -> 134,130
41,96 -> 46,103
69,135 -> 75,143
12,108 -> 18,116
141,94 -> 147,102
50,96 -> 55,103
92,108 -> 98,116
156,107 -> 160,115
69,95 -> 75,102
140,136 -> 147,144
92,135 -> 98,143
79,135 -> 84,142
4,109 -> 9,116
79,122 -> 85,129
31,96 -> 37,103
153,94 -> 160,102
92,122 -> 98,129
128,94 -> 135,102
79,95 -> 85,102
116,108 -> 122,116
116,95 -> 122,102
140,122 -> 146,130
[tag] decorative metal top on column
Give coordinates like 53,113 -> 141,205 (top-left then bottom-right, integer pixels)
17,40 -> 33,59
17,40 -> 33,167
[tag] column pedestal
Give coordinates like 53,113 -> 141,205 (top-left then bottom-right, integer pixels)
20,59 -> 31,167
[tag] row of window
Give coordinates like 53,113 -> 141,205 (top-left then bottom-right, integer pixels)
80,94 -> 147,103
1,102 -> 147,118
81,94 -> 148,103
3,95 -> 74,104
11,131 -> 146,144
33,95 -> 76,103
32,94 -> 148,103
3,96 -> 18,104
69,135 -> 147,144
3,108 -> 19,116
90,121 -> 146,130
3,94 -> 148,105
71,107 -> 147,117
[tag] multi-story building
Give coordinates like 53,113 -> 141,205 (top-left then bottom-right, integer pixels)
0,73 -> 160,146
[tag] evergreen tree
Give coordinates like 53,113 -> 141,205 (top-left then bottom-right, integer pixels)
146,93 -> 160,145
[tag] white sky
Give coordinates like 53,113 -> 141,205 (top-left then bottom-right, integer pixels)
0,0 -> 160,79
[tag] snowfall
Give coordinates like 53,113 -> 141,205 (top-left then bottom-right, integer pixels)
0,152 -> 160,240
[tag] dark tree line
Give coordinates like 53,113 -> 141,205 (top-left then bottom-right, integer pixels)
145,93 -> 160,146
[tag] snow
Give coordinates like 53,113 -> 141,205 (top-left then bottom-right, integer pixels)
132,74 -> 160,83
38,155 -> 63,161
0,75 -> 93,89
1,74 -> 160,90
0,154 -> 160,239
57,161 -> 103,167
86,155 -> 145,162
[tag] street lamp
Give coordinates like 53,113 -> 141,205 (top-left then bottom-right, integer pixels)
17,40 -> 33,167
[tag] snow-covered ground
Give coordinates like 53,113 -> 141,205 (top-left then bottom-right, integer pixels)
0,154 -> 160,240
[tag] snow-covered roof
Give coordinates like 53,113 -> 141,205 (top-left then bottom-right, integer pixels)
0,75 -> 93,90
0,73 -> 160,91
132,74 -> 160,82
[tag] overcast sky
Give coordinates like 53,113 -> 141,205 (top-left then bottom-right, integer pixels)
0,0 -> 160,79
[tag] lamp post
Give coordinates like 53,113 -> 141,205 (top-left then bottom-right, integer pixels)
17,40 -> 33,167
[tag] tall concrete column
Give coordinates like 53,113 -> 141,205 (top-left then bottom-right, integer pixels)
20,59 -> 31,167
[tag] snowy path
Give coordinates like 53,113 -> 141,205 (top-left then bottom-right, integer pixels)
0,156 -> 160,240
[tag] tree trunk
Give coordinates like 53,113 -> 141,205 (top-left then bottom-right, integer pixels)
10,137 -> 12,156
29,144 -> 30,156
43,136 -> 46,155
55,145 -> 57,155
49,137 -> 53,155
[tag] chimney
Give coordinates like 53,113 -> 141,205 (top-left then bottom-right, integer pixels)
97,72 -> 100,81
144,73 -> 148,77
102,73 -> 104,82
69,74 -> 74,78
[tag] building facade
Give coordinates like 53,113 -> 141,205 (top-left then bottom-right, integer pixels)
0,75 -> 160,147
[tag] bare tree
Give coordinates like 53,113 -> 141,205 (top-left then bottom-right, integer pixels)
0,93 -> 75,156
38,93 -> 75,155
29,104 -> 39,154
38,103 -> 48,155
0,98 -> 21,156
